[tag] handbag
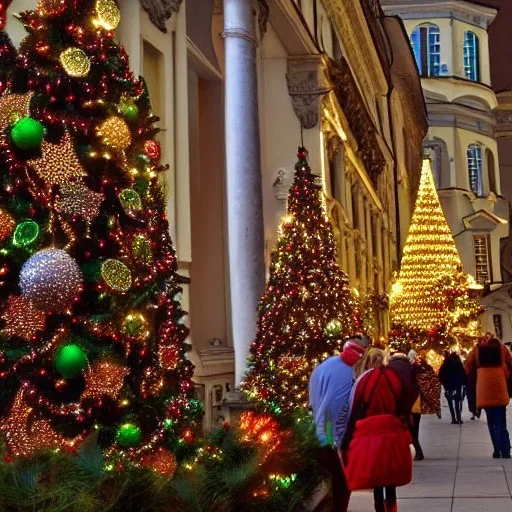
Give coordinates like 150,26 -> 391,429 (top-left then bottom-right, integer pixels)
343,370 -> 413,491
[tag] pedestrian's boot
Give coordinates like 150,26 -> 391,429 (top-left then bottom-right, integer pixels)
455,401 -> 463,424
374,501 -> 385,512
446,393 -> 456,423
414,442 -> 424,461
384,500 -> 398,512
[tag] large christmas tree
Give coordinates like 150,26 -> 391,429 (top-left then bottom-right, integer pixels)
0,0 -> 200,473
389,158 -> 482,352
242,148 -> 359,413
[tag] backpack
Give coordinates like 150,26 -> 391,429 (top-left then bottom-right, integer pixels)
343,369 -> 413,491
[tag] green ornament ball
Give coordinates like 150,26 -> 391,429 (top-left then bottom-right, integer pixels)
324,319 -> 343,338
11,117 -> 45,150
13,220 -> 40,248
54,344 -> 88,379
120,103 -> 139,122
116,423 -> 142,448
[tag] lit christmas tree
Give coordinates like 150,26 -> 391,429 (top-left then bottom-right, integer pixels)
0,0 -> 201,473
242,148 -> 359,413
389,158 -> 482,352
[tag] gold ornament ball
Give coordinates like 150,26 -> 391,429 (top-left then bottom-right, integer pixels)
324,319 -> 343,338
101,259 -> 132,292
97,116 -> 131,150
132,234 -> 152,264
0,209 -> 15,241
121,312 -> 150,342
59,47 -> 91,77
139,448 -> 177,478
95,0 -> 121,31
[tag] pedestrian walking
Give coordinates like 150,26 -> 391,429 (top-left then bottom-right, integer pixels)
408,350 -> 441,460
387,353 -> 420,458
465,337 -> 512,458
438,351 -> 467,424
341,349 -> 412,512
309,337 -> 367,511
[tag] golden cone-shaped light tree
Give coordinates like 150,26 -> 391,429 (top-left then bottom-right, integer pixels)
389,158 -> 482,352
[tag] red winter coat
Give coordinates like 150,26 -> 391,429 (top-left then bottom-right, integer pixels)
341,367 -> 409,452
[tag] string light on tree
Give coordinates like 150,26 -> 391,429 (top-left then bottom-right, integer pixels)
389,158 -> 482,351
242,148 -> 359,412
0,0 -> 201,471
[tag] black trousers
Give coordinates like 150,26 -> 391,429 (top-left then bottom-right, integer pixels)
319,446 -> 351,512
485,407 -> 511,456
446,388 -> 463,423
412,413 -> 423,458
374,486 -> 396,511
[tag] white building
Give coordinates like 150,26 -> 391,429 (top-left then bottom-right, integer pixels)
381,0 -> 511,340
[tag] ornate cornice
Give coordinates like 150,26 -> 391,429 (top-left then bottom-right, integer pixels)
326,58 -> 386,184
139,0 -> 183,32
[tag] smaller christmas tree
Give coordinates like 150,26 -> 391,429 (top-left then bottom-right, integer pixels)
242,148 -> 358,413
389,158 -> 482,352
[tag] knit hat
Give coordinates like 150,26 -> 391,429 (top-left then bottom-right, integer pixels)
341,340 -> 366,367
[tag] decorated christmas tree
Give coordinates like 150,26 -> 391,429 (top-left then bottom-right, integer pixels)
242,148 -> 359,413
389,158 -> 482,352
0,0 -> 201,473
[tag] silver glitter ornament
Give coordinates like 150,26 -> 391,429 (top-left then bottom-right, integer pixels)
19,248 -> 83,312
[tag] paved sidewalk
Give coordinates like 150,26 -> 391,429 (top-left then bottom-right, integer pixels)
348,402 -> 512,512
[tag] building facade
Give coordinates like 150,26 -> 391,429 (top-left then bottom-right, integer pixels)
5,0 -> 427,427
381,0 -> 510,339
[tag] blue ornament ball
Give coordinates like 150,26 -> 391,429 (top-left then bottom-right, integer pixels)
19,248 -> 83,312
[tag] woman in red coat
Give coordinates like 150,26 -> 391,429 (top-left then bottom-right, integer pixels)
342,350 -> 411,512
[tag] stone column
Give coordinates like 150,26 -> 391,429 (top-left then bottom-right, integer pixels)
223,0 -> 265,386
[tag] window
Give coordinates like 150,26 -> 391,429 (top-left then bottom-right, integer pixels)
328,142 -> 345,206
411,24 -> 441,77
486,149 -> 497,194
473,234 -> 491,284
467,144 -> 483,196
351,184 -> 359,229
463,31 -> 480,81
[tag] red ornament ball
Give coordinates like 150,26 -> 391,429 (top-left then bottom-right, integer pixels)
144,140 -> 161,161
181,428 -> 194,444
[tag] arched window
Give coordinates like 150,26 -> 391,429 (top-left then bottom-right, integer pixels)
486,149 -> 497,194
467,144 -> 483,196
463,31 -> 480,81
411,24 -> 441,77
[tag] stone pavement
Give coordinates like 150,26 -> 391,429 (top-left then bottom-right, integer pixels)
348,402 -> 512,512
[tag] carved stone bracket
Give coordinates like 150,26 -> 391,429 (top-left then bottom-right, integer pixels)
256,0 -> 269,39
139,0 -> 183,32
286,56 -> 332,129
326,57 -> 385,183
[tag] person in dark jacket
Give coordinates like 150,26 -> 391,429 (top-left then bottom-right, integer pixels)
388,353 -> 421,459
439,351 -> 467,424
388,353 -> 419,411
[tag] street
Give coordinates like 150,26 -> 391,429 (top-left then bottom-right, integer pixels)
349,402 -> 512,512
